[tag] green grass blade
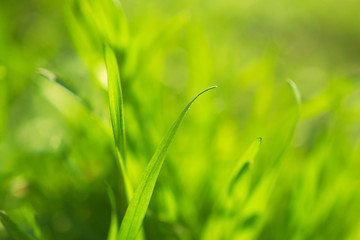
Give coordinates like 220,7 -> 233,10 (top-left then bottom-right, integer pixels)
37,68 -> 95,114
201,137 -> 262,240
228,137 -> 262,195
106,183 -> 118,240
0,211 -> 35,240
273,80 -> 302,164
118,86 -> 217,240
104,44 -> 133,200
104,45 -> 126,161
38,68 -> 76,96
287,79 -> 302,116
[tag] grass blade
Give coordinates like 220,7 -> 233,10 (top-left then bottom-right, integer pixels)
0,211 -> 35,240
287,79 -> 302,116
273,79 -> 302,164
38,68 -> 77,97
37,68 -> 96,116
106,183 -> 118,240
201,137 -> 262,240
105,44 -> 126,161
104,44 -> 133,200
230,81 -> 302,240
118,86 -> 217,240
228,137 -> 262,195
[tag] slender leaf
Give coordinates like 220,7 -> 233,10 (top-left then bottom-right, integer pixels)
230,81 -> 302,240
106,183 -> 118,240
271,80 -> 302,167
105,45 -> 126,160
228,137 -> 262,195
38,68 -> 77,97
104,44 -> 133,200
118,86 -> 217,240
105,44 -> 145,240
201,137 -> 262,240
37,68 -> 95,115
0,211 -> 35,240
287,79 -> 302,115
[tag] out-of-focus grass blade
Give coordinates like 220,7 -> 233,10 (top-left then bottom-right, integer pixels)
104,44 -> 133,200
287,79 -> 302,115
228,137 -> 262,195
273,80 -> 302,163
0,71 -> 6,138
287,79 -> 302,143
230,81 -> 302,240
201,137 -> 262,240
104,44 -> 126,161
118,86 -> 217,240
106,183 -> 118,240
270,79 -> 302,168
38,68 -> 76,96
0,211 -> 35,240
37,68 -> 95,114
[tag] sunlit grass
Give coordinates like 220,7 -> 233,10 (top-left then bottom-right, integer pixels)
1,0 -> 360,239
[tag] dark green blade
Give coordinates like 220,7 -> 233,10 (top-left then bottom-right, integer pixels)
0,211 -> 35,240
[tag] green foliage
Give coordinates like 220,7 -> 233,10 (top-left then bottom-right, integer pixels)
0,212 -> 34,240
202,137 -> 262,240
228,137 -> 262,195
118,86 -> 216,240
105,45 -> 127,161
1,0 -> 360,239
106,183 -> 118,240
104,44 -> 133,201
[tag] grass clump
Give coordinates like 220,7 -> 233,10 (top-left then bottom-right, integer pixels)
1,0 -> 360,239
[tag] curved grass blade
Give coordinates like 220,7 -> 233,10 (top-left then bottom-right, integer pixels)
228,137 -> 262,195
118,86 -> 217,240
106,183 -> 118,240
105,44 -> 126,161
201,137 -> 262,240
38,68 -> 76,96
273,79 -> 302,165
37,68 -> 94,113
231,81 -> 302,240
0,211 -> 35,240
104,44 -> 133,200
287,79 -> 302,116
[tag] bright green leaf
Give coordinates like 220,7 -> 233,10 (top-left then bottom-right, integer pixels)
104,45 -> 126,161
118,86 -> 217,240
104,44 -> 133,200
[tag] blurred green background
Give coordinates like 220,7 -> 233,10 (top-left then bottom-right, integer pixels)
1,0 -> 360,239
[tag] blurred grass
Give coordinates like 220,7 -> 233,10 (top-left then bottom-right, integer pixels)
1,0 -> 360,239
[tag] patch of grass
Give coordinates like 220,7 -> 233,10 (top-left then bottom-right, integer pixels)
1,0 -> 360,239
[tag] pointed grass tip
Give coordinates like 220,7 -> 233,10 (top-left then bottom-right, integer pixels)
286,79 -> 302,106
196,85 -> 218,97
208,85 -> 218,90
